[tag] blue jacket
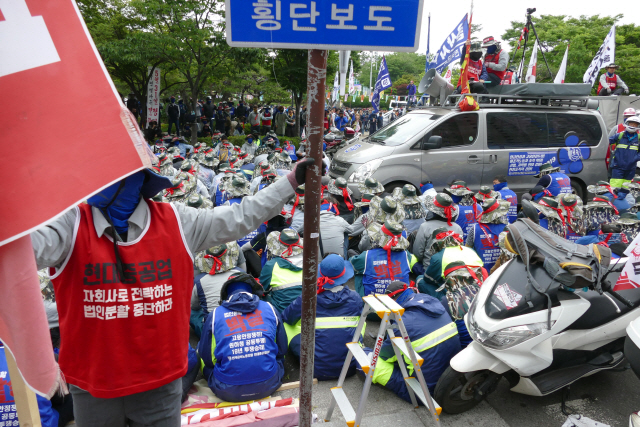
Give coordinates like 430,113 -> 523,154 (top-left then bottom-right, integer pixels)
198,292 -> 287,402
610,131 -> 640,174
335,116 -> 350,132
407,84 -> 417,96
379,291 -> 461,393
283,287 -> 364,380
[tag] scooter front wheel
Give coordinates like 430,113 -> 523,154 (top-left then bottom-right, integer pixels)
434,366 -> 500,414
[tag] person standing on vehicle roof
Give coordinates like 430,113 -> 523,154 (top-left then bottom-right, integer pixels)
598,63 -> 629,97
455,42 -> 488,94
482,36 -> 509,88
534,162 -> 572,196
610,116 -> 640,188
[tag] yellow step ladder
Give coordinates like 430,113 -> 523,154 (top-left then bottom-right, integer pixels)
325,294 -> 442,427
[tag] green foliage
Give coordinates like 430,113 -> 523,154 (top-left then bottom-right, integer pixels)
502,14 -> 640,94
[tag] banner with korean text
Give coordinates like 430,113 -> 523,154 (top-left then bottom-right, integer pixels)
146,66 -> 161,128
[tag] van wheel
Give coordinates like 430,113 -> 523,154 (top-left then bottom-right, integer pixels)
383,182 -> 406,197
570,180 -> 585,200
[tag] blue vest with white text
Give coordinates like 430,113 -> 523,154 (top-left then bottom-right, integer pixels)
472,223 -> 506,273
363,249 -> 411,296
547,172 -> 572,196
455,204 -> 482,241
212,301 -> 279,385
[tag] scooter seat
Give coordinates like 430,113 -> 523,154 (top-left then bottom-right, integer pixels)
567,288 -> 640,330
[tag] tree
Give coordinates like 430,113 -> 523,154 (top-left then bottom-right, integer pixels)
77,0 -> 181,126
502,14 -> 640,93
131,0 -> 259,143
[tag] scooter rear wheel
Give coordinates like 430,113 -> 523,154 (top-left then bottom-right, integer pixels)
434,366 -> 499,414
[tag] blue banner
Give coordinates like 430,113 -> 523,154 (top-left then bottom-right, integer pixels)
427,14 -> 468,74
507,152 -> 567,176
371,57 -> 392,113
226,0 -> 424,52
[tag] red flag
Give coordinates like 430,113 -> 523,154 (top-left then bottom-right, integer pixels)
1,0 -> 152,246
458,6 -> 479,111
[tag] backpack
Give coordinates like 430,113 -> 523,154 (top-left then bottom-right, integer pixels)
505,218 -> 611,324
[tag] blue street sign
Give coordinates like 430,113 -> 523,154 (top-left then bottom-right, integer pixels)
225,0 -> 424,52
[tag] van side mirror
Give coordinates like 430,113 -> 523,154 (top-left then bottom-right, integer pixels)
421,135 -> 442,150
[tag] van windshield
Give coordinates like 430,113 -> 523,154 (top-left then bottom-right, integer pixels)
370,114 -> 437,146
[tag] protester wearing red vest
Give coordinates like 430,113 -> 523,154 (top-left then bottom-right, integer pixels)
598,63 -> 629,96
31,160 -> 316,426
482,36 -> 509,87
455,42 -> 489,94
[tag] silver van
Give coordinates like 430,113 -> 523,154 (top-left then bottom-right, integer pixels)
330,95 -> 608,200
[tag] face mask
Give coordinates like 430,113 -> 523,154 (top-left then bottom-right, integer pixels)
487,45 -> 497,54
470,52 -> 482,61
207,100 -> 211,104
170,98 -> 175,103
247,138 -> 253,143
87,171 -> 145,234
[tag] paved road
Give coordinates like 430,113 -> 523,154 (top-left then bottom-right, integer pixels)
279,316 -> 640,427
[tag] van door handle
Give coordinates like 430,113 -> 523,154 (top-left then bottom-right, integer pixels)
468,155 -> 480,164
489,154 -> 498,163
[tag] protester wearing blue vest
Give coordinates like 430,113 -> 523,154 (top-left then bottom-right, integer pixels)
466,198 -> 510,273
260,229 -> 304,313
575,224 -> 628,259
350,221 -> 417,297
534,162 -> 572,196
493,175 -> 518,223
444,181 -> 482,241
609,116 -> 640,188
357,282 -> 461,401
223,176 -> 267,247
282,255 -> 363,380
557,194 -> 586,243
199,273 -> 287,402
531,197 -> 567,237
414,193 -> 463,274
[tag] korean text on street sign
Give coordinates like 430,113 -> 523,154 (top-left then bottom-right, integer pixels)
225,0 -> 424,52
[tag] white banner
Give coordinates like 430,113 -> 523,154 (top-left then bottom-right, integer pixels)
348,59 -> 355,94
331,71 -> 339,102
146,66 -> 160,128
583,25 -> 615,86
525,40 -> 538,83
554,45 -> 569,84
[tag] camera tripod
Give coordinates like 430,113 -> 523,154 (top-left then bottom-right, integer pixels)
511,8 -> 554,81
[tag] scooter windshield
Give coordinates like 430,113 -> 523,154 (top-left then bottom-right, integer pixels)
485,258 -> 563,320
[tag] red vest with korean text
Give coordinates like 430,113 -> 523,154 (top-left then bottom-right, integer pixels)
50,202 -> 193,398
598,74 -> 619,93
485,51 -> 506,79
468,59 -> 483,81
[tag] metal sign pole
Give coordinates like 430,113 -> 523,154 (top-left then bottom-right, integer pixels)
299,48 -> 327,427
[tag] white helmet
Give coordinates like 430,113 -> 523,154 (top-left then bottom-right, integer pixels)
624,108 -> 636,117
625,116 -> 640,133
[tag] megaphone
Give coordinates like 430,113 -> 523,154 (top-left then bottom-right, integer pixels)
418,69 -> 454,106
